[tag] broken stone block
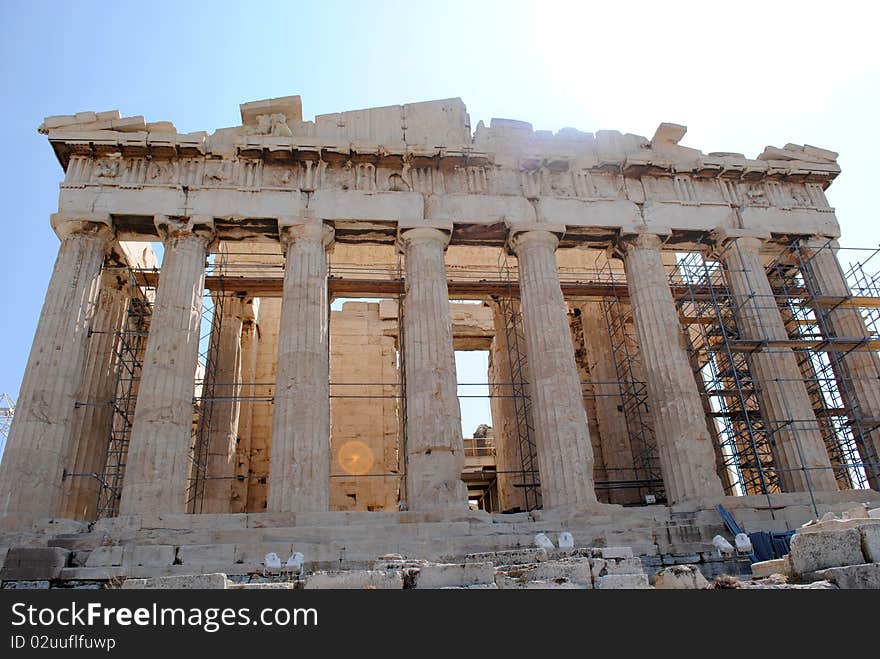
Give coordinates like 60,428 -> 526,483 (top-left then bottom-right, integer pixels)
496,576 -> 583,589
498,558 -> 592,588
0,547 -> 68,580
750,556 -> 792,579
590,557 -> 645,580
123,545 -> 176,568
227,582 -> 297,590
859,523 -> 880,563
528,558 -> 591,585
304,570 -> 403,589
121,573 -> 228,589
788,528 -> 865,574
85,546 -> 124,567
842,504 -> 869,519
809,563 -> 880,589
413,562 -> 495,589
596,573 -> 651,589
653,565 -> 709,589
176,544 -> 235,565
2,580 -> 50,589
466,548 -> 548,565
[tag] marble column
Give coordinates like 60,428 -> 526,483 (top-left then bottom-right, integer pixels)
202,296 -> 256,513
0,215 -> 112,525
59,268 -> 129,520
510,230 -> 597,508
268,222 -> 334,513
231,306 -> 259,514
718,236 -> 837,492
119,216 -> 214,515
620,234 -> 723,503
578,300 -> 641,504
398,227 -> 468,511
488,300 -> 539,511
799,237 -> 880,489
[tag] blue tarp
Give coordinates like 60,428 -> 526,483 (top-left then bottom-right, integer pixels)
717,504 -> 794,563
748,531 -> 795,562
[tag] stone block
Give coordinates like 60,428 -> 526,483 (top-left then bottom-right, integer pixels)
859,523 -> 880,563
123,545 -> 176,568
810,563 -> 880,589
414,562 -> 495,589
59,567 -> 126,581
439,583 -> 499,589
590,557 -> 645,580
594,546 -> 633,559
495,575 -> 584,589
750,557 -> 792,579
465,548 -> 547,566
48,533 -> 106,550
34,519 -> 90,535
304,570 -> 403,589
85,546 -> 124,567
176,544 -> 235,565
596,574 -> 651,589
530,558 -> 591,585
653,565 -> 709,589
788,528 -> 864,574
234,543 -> 294,565
2,580 -> 50,589
227,582 -> 298,590
0,547 -> 69,580
121,573 -> 229,589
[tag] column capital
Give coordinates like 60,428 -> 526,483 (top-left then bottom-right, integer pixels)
154,214 -> 216,245
617,232 -> 664,253
278,221 -> 335,254
508,229 -> 559,255
50,213 -> 113,243
707,228 -> 771,259
798,235 -> 840,252
396,226 -> 450,253
239,296 -> 259,322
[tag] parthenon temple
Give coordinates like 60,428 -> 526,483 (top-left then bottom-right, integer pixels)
1,95 -> 879,587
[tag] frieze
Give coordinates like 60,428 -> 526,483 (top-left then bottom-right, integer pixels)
56,154 -> 834,214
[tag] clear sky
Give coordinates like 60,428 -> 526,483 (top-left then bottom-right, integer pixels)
1,0 -> 878,440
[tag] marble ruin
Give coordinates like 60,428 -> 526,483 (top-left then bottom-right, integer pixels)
2,95 -> 880,588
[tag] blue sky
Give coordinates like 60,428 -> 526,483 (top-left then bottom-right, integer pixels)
1,0 -> 878,438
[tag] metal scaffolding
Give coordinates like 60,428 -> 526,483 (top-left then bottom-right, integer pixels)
96,267 -> 155,518
671,250 -> 779,498
494,252 -> 541,512
598,259 -> 664,503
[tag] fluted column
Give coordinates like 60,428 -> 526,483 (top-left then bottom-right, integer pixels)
0,214 -> 112,526
488,300 -> 539,511
59,268 -> 129,520
799,237 -> 880,489
620,234 -> 723,503
231,305 -> 259,514
203,296 -> 255,512
578,300 -> 641,504
510,230 -> 597,508
268,222 -> 334,512
119,215 -> 215,515
718,236 -> 837,492
398,227 -> 468,511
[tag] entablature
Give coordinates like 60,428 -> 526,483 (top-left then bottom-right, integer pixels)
44,95 -> 843,248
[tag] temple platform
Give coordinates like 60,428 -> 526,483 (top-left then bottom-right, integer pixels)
2,490 -> 877,587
